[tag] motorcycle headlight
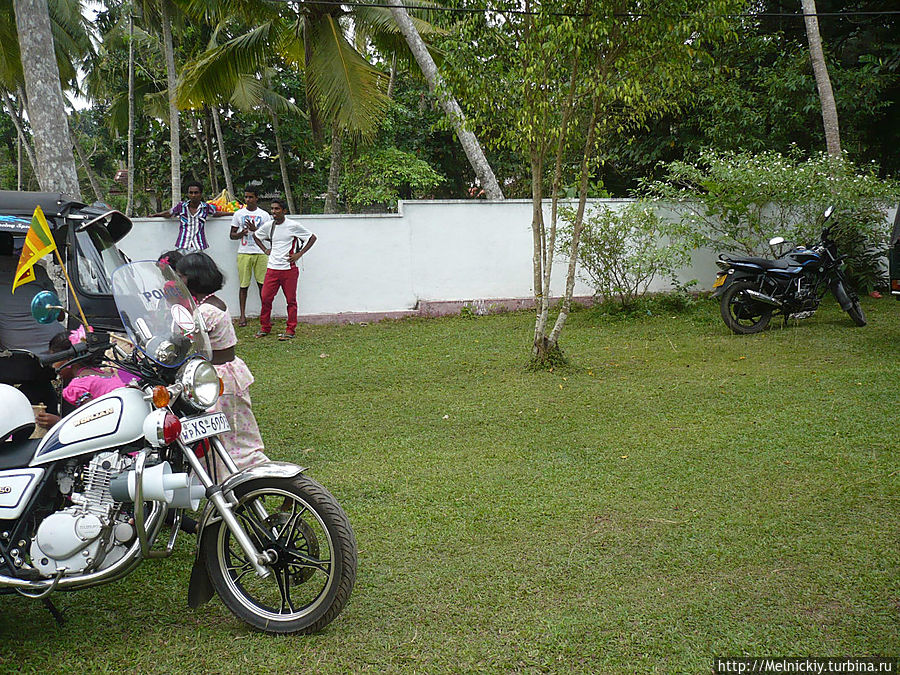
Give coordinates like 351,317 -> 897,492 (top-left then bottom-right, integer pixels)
177,359 -> 221,411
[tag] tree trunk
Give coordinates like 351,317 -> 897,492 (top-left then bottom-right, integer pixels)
269,109 -> 296,213
17,133 -> 22,190
532,56 -> 578,361
386,0 -> 504,200
211,106 -> 234,197
12,0 -> 81,197
71,130 -> 103,202
126,8 -> 135,216
530,151 -> 549,358
547,92 -> 604,349
200,111 -> 218,194
387,53 -> 398,99
801,0 -> 841,157
304,20 -> 324,148
159,0 -> 181,206
1,88 -> 37,176
324,122 -> 342,214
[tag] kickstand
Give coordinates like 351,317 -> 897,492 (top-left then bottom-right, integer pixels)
42,598 -> 65,627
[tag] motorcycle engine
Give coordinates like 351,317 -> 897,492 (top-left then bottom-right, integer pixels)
29,451 -> 137,577
789,274 -> 820,313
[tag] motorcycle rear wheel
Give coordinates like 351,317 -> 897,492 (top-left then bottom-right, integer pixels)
201,475 -> 357,634
720,280 -> 773,335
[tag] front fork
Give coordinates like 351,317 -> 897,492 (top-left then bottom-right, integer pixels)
176,437 -> 273,578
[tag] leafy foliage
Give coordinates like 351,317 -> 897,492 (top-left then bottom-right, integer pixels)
643,149 -> 900,289
561,201 -> 698,308
342,147 -> 443,211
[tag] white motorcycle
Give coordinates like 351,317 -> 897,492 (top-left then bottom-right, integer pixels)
0,260 -> 356,633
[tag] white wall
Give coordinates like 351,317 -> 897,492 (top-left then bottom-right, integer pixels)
124,200 -> 720,321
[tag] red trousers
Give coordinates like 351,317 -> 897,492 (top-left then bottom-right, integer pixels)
259,266 -> 299,334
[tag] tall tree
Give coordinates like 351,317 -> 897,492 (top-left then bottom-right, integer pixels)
13,0 -> 81,197
386,0 -> 502,200
443,0 -> 736,363
158,0 -> 181,205
801,0 -> 841,156
126,2 -> 136,215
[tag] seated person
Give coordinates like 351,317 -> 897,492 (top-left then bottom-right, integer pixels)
36,330 -> 137,429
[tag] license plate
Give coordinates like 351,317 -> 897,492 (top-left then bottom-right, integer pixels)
180,412 -> 230,443
713,274 -> 727,288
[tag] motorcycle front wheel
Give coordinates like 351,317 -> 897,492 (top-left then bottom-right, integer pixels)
847,298 -> 867,327
720,280 -> 773,334
201,475 -> 357,634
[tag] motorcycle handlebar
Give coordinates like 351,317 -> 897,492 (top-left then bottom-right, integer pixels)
37,333 -> 112,368
38,347 -> 78,367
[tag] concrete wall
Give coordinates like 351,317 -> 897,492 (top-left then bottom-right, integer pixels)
124,199 -> 720,322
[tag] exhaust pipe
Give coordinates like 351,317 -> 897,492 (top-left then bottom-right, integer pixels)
742,289 -> 782,308
0,504 -> 166,593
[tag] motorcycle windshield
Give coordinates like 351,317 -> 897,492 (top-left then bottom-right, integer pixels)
111,261 -> 211,368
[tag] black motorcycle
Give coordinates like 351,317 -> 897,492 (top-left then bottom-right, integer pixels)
712,207 -> 866,334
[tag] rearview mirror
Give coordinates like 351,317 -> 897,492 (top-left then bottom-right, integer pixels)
823,205 -> 834,220
768,236 -> 785,247
31,290 -> 64,324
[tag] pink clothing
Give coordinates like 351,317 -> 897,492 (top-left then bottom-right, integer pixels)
198,302 -> 268,474
63,370 -> 137,405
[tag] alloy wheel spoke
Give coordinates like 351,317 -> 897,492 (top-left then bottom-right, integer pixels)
236,505 -> 273,543
272,564 -> 297,614
280,507 -> 311,544
284,549 -> 332,576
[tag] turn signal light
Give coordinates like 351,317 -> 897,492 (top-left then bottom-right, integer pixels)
219,377 -> 225,396
162,413 -> 182,445
151,385 -> 171,408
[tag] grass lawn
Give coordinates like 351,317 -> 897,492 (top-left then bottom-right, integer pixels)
1,296 -> 898,673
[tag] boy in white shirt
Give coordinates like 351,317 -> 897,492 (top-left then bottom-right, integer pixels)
253,198 -> 317,340
230,187 -> 272,327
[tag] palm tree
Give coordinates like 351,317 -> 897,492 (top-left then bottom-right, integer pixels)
11,0 -> 91,196
179,1 -> 395,135
801,0 -> 841,157
386,0 -> 502,199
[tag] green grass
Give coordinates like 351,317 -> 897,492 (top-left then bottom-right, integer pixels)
2,297 -> 898,673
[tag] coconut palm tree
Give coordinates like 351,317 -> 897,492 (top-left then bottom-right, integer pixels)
801,0 -> 841,157
10,0 -> 92,196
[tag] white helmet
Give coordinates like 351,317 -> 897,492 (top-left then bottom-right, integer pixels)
0,384 -> 37,441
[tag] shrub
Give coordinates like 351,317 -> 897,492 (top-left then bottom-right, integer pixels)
561,201 -> 697,309
642,149 -> 900,290
341,147 -> 444,212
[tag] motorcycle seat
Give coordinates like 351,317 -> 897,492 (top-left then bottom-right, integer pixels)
0,438 -> 41,471
722,255 -> 792,270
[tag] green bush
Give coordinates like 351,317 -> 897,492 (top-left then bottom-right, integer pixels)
643,149 -> 900,290
561,201 -> 697,308
341,147 -> 444,212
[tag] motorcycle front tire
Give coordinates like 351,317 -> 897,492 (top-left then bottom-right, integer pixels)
720,279 -> 773,335
201,474 -> 357,634
847,298 -> 867,327
831,279 -> 867,327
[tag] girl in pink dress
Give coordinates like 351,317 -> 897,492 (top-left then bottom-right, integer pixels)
36,330 -> 138,428
176,252 -> 268,477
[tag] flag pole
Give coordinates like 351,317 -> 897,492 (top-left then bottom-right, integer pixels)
51,247 -> 91,330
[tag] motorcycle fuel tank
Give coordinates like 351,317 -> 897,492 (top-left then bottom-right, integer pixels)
31,387 -> 151,466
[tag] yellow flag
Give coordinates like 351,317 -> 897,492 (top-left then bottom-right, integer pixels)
12,205 -> 56,294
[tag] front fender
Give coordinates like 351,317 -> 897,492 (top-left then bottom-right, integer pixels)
186,461 -> 306,609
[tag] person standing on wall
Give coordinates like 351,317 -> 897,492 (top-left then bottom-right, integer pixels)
230,187 -> 272,327
149,180 -> 227,252
253,198 -> 317,340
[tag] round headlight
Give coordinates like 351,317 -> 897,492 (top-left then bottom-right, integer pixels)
177,359 -> 220,411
